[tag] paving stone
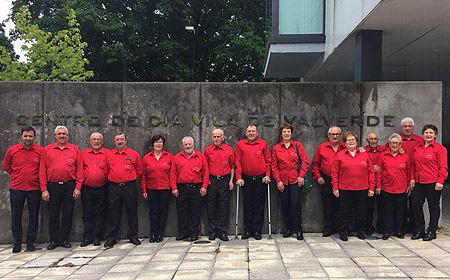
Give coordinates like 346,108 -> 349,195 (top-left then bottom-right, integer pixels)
311,249 -> 348,258
249,259 -> 284,269
37,267 -> 80,276
283,257 -> 321,267
127,246 -> 161,255
172,269 -> 211,279
73,264 -> 113,274
323,266 -> 366,278
21,258 -> 60,268
248,250 -> 281,260
279,250 -> 315,258
58,257 -> 92,266
215,251 -> 247,261
143,261 -> 181,271
211,269 -> 249,279
184,252 -> 216,261
249,268 -> 289,279
389,256 -> 433,267
118,254 -> 153,263
344,248 -> 382,257
98,249 -> 132,257
136,270 -> 175,280
287,267 -> 328,278
214,260 -> 248,269
178,260 -> 214,270
399,266 -> 449,278
362,266 -> 408,278
378,248 -> 417,257
66,274 -> 103,280
151,252 -> 185,262
188,245 -> 219,253
0,268 -> 15,277
3,267 -> 47,277
317,257 -> 357,267
353,256 -> 392,266
309,242 -> 341,250
435,266 -> 450,277
107,263 -> 146,273
70,250 -> 102,258
99,272 -> 140,280
86,256 -> 122,265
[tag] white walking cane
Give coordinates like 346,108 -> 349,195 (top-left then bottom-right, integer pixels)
234,181 -> 243,239
264,178 -> 272,239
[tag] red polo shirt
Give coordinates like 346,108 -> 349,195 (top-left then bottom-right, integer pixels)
204,143 -> 235,177
364,145 -> 387,166
39,142 -> 83,191
141,150 -> 174,193
376,150 -> 411,194
82,147 -> 109,187
170,150 -> 209,190
312,141 -> 346,179
385,133 -> 422,160
331,149 -> 375,191
105,147 -> 143,183
235,138 -> 271,180
272,140 -> 309,185
412,140 -> 448,184
2,143 -> 43,191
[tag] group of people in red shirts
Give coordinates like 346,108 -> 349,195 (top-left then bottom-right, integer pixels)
2,116 -> 447,253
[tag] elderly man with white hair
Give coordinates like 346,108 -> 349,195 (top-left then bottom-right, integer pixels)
170,136 -> 209,241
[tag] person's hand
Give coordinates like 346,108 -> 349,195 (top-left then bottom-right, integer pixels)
410,180 -> 415,190
73,189 -> 81,200
200,187 -> 207,197
435,182 -> 444,191
317,177 -> 325,185
228,180 -> 234,191
277,181 -> 284,192
236,179 -> 244,187
359,147 -> 366,153
297,177 -> 305,187
368,190 -> 374,197
375,188 -> 381,196
406,187 -> 412,196
263,176 -> 271,184
333,189 -> 339,198
42,191 -> 50,201
400,147 -> 405,153
143,193 -> 148,200
172,189 -> 179,197
373,165 -> 381,173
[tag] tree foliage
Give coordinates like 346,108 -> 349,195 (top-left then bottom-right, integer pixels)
10,0 -> 267,82
0,6 -> 93,81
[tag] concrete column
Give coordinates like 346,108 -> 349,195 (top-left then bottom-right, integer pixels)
355,30 -> 383,81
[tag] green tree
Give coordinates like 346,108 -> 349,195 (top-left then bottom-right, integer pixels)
0,6 -> 93,81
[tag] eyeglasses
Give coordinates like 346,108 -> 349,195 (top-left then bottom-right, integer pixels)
402,125 -> 413,128
389,142 -> 401,145
329,133 -> 341,136
346,139 -> 356,142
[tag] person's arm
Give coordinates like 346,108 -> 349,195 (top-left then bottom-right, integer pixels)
170,157 -> 179,197
135,152 -> 144,179
436,145 -> 448,188
331,156 -> 340,197
140,156 -> 147,198
1,147 -> 12,174
311,145 -> 324,184
263,141 -> 271,183
39,148 -> 50,201
297,142 -> 309,184
229,148 -> 235,190
235,143 -> 244,186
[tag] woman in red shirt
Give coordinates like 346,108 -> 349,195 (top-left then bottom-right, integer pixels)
410,124 -> 448,241
376,133 -> 411,240
272,123 -> 309,240
332,131 -> 375,241
141,135 -> 174,243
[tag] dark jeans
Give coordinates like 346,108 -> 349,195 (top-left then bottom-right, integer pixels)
382,190 -> 406,234
411,182 -> 442,233
147,189 -> 171,236
176,183 -> 203,237
207,175 -> 231,234
366,194 -> 383,233
47,180 -> 75,243
321,174 -> 338,232
242,174 -> 267,233
338,189 -> 367,235
81,184 -> 108,241
105,181 -> 138,242
280,183 -> 302,232
10,189 -> 41,245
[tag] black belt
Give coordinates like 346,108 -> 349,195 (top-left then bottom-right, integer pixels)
112,180 -> 135,187
49,180 -> 75,185
243,173 -> 265,181
178,183 -> 202,188
209,174 -> 230,180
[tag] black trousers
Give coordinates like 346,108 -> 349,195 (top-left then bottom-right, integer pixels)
280,183 -> 302,232
47,180 -> 75,243
207,175 -> 231,234
366,194 -> 383,233
411,182 -> 442,233
147,188 -> 171,236
10,189 -> 41,245
105,181 -> 138,241
81,184 -> 108,241
321,174 -> 338,232
382,190 -> 406,234
402,196 -> 416,234
242,174 -> 267,233
176,183 -> 203,237
338,189 -> 367,235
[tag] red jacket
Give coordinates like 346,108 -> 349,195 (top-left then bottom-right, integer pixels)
271,140 -> 309,185
141,150 -> 173,193
204,143 -> 235,177
82,147 -> 109,187
170,150 -> 209,190
376,150 -> 411,194
105,147 -> 143,183
412,140 -> 448,184
235,138 -> 271,179
331,149 -> 375,191
312,141 -> 346,179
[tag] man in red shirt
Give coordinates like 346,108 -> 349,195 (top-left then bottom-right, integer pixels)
204,129 -> 235,241
364,132 -> 387,235
171,136 -> 209,241
104,132 -> 143,248
2,126 -> 43,253
311,126 -> 346,237
40,126 -> 83,250
235,125 -> 271,240
80,132 -> 109,247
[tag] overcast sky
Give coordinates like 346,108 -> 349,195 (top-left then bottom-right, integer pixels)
1,0 -> 26,60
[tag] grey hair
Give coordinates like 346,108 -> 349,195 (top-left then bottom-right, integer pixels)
212,128 -> 224,136
389,133 -> 402,144
55,125 -> 69,134
328,126 -> 341,134
401,117 -> 415,126
115,131 -> 127,139
182,136 -> 194,144
90,132 -> 104,140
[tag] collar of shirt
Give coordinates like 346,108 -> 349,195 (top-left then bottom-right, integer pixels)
280,140 -> 295,149
51,142 -> 70,150
364,145 -> 382,153
386,149 -> 405,157
245,139 -> 261,145
20,143 -> 37,151
213,144 -> 224,150
150,150 -> 168,158
401,133 -> 421,141
419,140 -> 436,148
325,141 -> 345,149
344,149 -> 361,156
114,147 -> 129,155
181,150 -> 198,159
88,147 -> 105,154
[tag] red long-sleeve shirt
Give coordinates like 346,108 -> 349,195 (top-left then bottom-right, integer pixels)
376,150 -> 411,194
170,150 -> 209,190
385,133 -> 422,160
312,141 -> 346,179
2,143 -> 43,191
204,143 -> 235,177
331,149 -> 375,191
412,140 -> 448,184
39,142 -> 83,191
271,140 -> 309,185
141,150 -> 173,193
82,147 -> 109,187
364,145 -> 387,166
235,138 -> 271,180
105,147 -> 143,183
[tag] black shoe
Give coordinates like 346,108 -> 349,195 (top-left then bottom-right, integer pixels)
191,236 -> 199,242
394,232 -> 404,239
80,240 -> 92,247
219,233 -> 229,241
104,240 -> 116,248
60,241 -> 71,248
47,241 -> 59,250
347,232 -> 355,237
423,230 -> 436,241
283,230 -> 293,238
26,243 -> 35,252
322,231 -> 333,237
12,243 -> 21,253
176,234 -> 188,241
129,238 -> 141,245
411,231 -> 424,240
339,233 -> 348,241
382,233 -> 390,240
357,232 -> 366,240
156,235 -> 163,243
241,232 -> 252,239
209,232 -> 217,240
93,239 -> 101,246
254,231 -> 262,240
296,232 -> 304,240
149,235 -> 156,243
366,229 -> 374,236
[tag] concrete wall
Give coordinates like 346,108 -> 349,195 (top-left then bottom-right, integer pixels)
0,81 -> 442,243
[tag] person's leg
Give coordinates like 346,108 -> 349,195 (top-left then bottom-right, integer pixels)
382,191 -> 394,235
105,184 -> 123,242
10,189 -> 26,247
81,186 -> 95,241
123,183 -> 138,240
93,186 -> 108,240
410,183 -> 426,234
289,183 -> 303,233
25,190 -> 41,246
60,182 -> 75,243
206,178 -> 219,235
47,183 -> 62,243
217,176 -> 231,234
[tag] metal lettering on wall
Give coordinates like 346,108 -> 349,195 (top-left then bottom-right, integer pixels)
16,114 -> 395,127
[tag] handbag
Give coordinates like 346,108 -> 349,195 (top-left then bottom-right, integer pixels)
295,142 -> 313,192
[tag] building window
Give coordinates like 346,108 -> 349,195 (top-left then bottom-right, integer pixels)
279,0 -> 324,35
